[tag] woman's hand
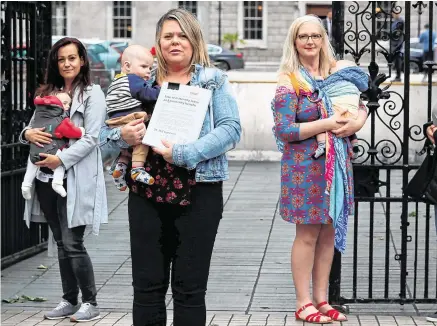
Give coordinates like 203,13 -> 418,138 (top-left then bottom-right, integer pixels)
326,107 -> 348,131
331,118 -> 363,138
25,127 -> 52,148
35,153 -> 62,170
426,125 -> 437,144
121,119 -> 146,146
152,140 -> 174,164
331,109 -> 367,138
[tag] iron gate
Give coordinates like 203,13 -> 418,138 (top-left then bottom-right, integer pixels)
1,1 -> 51,267
329,1 -> 437,305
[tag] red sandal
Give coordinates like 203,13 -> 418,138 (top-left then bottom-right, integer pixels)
316,301 -> 348,322
295,302 -> 333,324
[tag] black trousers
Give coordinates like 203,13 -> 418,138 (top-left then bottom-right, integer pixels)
128,182 -> 223,326
394,55 -> 402,78
35,179 -> 98,306
424,51 -> 435,63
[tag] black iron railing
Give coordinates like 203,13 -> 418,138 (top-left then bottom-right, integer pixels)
329,1 -> 437,307
1,1 -> 51,267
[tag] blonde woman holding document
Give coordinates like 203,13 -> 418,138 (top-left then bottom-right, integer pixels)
99,8 -> 241,326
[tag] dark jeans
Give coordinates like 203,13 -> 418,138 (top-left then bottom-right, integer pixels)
424,51 -> 435,62
35,179 -> 97,306
128,182 -> 223,326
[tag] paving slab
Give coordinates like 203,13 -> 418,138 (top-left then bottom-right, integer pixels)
1,162 -> 436,325
0,311 -> 436,326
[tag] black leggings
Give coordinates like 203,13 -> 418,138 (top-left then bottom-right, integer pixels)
128,182 -> 223,326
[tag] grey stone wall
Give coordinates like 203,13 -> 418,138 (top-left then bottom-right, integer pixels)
257,1 -> 299,62
207,1 -> 239,47
134,1 -> 173,47
65,1 -> 173,46
67,1 -> 109,40
61,1 -> 437,65
205,1 -> 300,63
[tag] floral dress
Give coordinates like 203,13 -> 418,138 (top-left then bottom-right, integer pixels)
127,152 -> 196,205
273,74 -> 358,225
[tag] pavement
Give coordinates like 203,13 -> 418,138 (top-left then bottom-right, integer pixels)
1,162 -> 436,326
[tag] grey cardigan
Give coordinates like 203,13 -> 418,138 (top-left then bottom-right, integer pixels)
20,85 -> 108,235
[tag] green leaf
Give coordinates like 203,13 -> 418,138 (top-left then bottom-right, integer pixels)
29,296 -> 47,302
21,295 -> 47,302
2,295 -> 20,304
2,294 -> 47,304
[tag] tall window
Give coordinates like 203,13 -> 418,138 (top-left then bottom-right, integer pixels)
243,1 -> 264,40
113,1 -> 132,39
238,1 -> 267,48
178,1 -> 197,16
52,1 -> 67,36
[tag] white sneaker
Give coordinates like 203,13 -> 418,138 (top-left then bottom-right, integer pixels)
426,311 -> 437,322
70,302 -> 101,322
44,300 -> 80,320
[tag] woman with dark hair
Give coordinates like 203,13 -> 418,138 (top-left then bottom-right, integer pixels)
19,37 -> 107,322
99,8 -> 241,326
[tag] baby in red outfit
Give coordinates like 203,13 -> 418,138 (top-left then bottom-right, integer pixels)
21,92 -> 85,199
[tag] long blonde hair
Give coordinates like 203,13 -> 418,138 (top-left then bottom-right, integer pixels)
279,15 -> 336,78
155,8 -> 211,80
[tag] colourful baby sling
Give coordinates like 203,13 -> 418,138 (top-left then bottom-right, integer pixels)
271,66 -> 368,252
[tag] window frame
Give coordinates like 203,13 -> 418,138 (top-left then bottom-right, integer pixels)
178,1 -> 198,17
112,1 -> 134,41
52,1 -> 67,36
237,1 -> 268,49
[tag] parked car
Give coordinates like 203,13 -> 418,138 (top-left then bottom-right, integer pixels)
88,51 -> 112,93
406,38 -> 426,73
110,41 -> 129,75
207,44 -> 244,71
400,38 -> 437,73
378,37 -> 437,73
85,41 -> 123,79
110,41 -> 129,55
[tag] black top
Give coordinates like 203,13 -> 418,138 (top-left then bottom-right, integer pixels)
126,82 -> 196,205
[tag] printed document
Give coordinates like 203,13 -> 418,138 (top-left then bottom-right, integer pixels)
142,82 -> 212,149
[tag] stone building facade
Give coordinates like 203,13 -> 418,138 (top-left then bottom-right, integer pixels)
53,1 -> 437,65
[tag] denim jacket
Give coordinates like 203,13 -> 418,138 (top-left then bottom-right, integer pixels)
99,64 -> 241,182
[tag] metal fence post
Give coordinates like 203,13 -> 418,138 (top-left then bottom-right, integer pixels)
332,1 -> 345,60
1,1 -> 52,266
